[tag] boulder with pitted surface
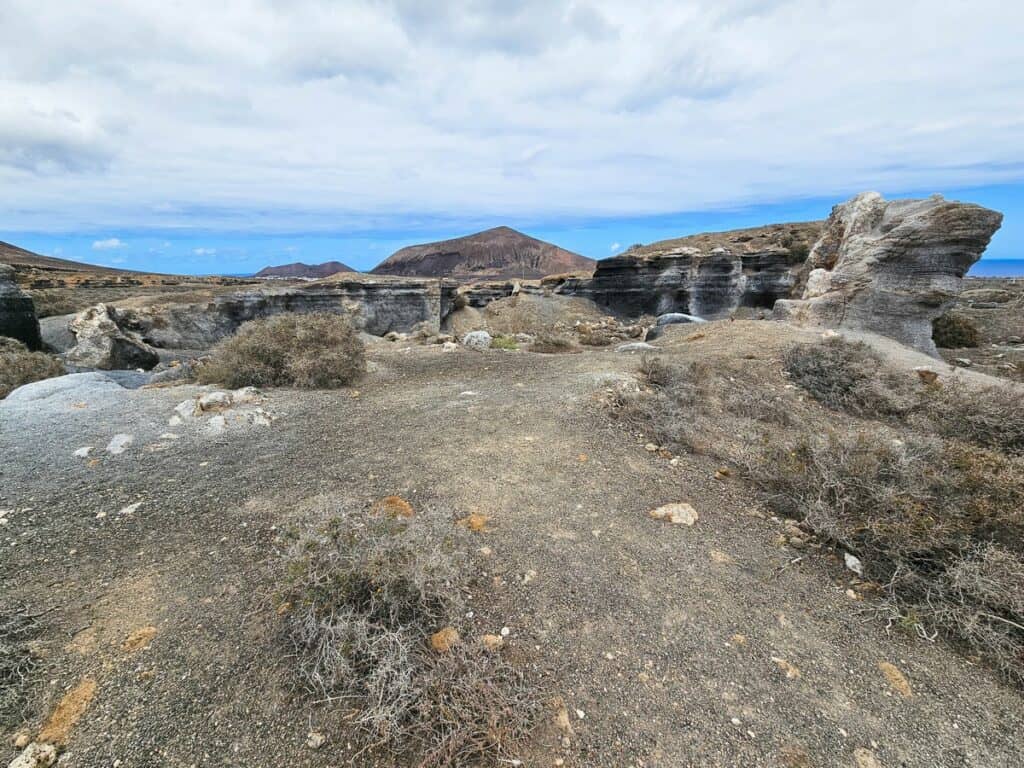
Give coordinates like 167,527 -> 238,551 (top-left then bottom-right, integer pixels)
774,192 -> 1002,355
64,303 -> 160,370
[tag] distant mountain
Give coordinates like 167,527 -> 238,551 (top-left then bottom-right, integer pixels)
0,241 -> 131,273
371,226 -> 595,280
255,261 -> 356,278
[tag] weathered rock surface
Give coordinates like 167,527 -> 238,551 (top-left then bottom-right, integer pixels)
117,277 -> 450,350
773,192 -> 1002,354
65,304 -> 160,370
461,330 -> 493,351
539,222 -> 821,320
0,263 -> 43,349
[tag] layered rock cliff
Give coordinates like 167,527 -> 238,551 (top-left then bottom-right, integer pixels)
0,264 -> 43,349
115,276 -> 449,350
545,222 -> 822,318
773,192 -> 1002,354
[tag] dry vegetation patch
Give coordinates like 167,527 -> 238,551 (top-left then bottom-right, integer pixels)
277,504 -> 542,765
196,313 -> 364,389
612,338 -> 1024,683
0,336 -> 66,399
0,602 -> 44,730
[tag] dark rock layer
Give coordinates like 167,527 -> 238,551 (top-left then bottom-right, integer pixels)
0,264 -> 43,349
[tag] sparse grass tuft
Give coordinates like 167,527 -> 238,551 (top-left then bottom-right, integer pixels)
933,312 -> 980,348
196,313 -> 364,389
0,337 -> 66,399
490,335 -> 519,351
278,504 -> 542,765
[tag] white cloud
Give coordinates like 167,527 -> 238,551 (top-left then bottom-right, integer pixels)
0,1 -> 1021,233
193,247 -> 217,255
610,241 -> 621,251
92,237 -> 125,250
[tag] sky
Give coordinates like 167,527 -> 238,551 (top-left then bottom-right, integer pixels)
1,0 -> 1023,275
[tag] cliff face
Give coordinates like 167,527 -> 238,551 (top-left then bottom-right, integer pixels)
550,222 -> 822,319
774,193 -> 1003,354
372,226 -> 594,280
0,264 -> 42,349
116,277 -> 447,349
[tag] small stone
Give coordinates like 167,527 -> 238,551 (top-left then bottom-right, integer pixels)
8,742 -> 57,768
878,661 -> 913,698
788,536 -> 807,549
372,495 -> 414,518
105,433 -> 134,455
173,399 -> 198,420
306,731 -> 327,749
853,748 -> 883,768
442,341 -> 459,352
118,502 -> 143,516
12,731 -> 31,749
478,546 -> 493,557
430,627 -> 460,652
575,709 -> 586,720
914,367 -> 939,384
522,569 -> 538,584
771,656 -> 802,679
198,390 -> 232,411
158,433 -> 181,440
648,502 -> 698,526
846,589 -> 861,600
481,634 -> 504,651
954,357 -> 973,367
73,446 -> 93,458
644,442 -> 658,452
730,717 -> 742,726
500,626 -> 511,637
844,552 -> 864,576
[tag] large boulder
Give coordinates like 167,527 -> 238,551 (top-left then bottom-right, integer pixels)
0,264 -> 42,350
65,304 -> 159,370
773,192 -> 1002,355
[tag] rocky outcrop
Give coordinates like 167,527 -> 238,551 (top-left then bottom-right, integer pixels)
773,193 -> 1002,354
115,277 -> 448,350
65,304 -> 160,370
550,223 -> 821,319
0,264 -> 43,349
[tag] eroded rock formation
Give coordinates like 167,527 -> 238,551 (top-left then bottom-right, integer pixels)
773,192 -> 1002,354
115,276 -> 450,350
548,222 -> 821,319
65,304 -> 160,370
0,264 -> 43,349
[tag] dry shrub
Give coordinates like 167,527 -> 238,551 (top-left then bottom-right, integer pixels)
278,505 -> 541,765
785,338 -> 1024,457
576,328 -> 615,347
748,431 -> 1024,682
0,337 -> 66,399
0,602 -> 43,729
783,338 -> 915,418
932,312 -> 980,348
197,313 -> 364,389
612,355 -> 794,455
922,381 -> 1024,457
528,333 -> 577,354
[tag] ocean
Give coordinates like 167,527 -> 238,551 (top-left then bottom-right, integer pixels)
969,260 -> 1024,278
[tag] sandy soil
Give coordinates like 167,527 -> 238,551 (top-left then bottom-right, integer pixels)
2,321 -> 1023,767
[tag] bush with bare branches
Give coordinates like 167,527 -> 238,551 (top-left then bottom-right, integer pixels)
277,504 -> 542,765
197,313 -> 364,389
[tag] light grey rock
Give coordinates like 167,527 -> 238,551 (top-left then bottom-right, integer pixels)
38,313 -> 76,352
774,192 -> 1002,355
106,433 -> 134,455
8,742 -> 57,768
198,390 -> 232,411
65,304 -> 159,370
148,361 -> 195,385
656,312 -> 707,326
462,330 -> 492,351
0,264 -> 42,350
0,372 -> 126,407
616,342 -> 659,353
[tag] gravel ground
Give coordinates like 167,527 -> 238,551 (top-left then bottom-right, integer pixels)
2,323 -> 1023,767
